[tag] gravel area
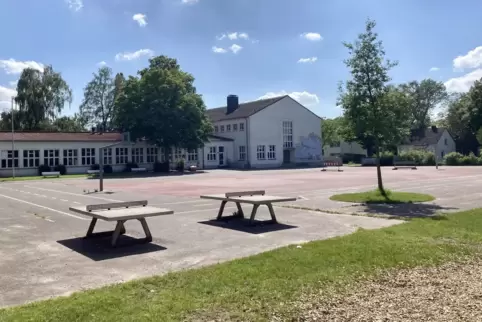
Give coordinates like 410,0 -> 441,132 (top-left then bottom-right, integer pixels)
291,260 -> 482,322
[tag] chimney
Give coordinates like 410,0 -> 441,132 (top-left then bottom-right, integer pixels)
431,125 -> 437,133
226,95 -> 239,114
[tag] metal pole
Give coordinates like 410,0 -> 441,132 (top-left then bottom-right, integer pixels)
11,97 -> 15,179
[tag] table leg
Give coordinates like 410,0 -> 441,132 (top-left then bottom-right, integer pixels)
216,200 -> 228,220
138,218 -> 153,243
249,204 -> 260,226
266,203 -> 278,224
235,202 -> 245,218
86,218 -> 97,237
111,220 -> 126,247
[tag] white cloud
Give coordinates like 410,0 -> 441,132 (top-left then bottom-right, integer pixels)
0,85 -> 17,111
217,32 -> 250,41
259,90 -> 320,107
298,57 -> 318,64
115,49 -> 154,61
132,13 -> 147,27
0,58 -> 44,74
429,67 -> 440,72
181,0 -> 199,4
453,46 -> 482,70
97,61 -> 107,67
229,44 -> 242,54
300,32 -> 323,41
65,0 -> 83,12
212,46 -> 227,54
444,68 -> 482,93
8,80 -> 17,87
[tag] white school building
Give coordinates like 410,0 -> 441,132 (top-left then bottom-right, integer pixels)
0,95 -> 323,177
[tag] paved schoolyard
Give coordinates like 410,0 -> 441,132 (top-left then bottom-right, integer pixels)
0,165 -> 480,308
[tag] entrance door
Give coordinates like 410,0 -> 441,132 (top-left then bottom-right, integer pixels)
283,149 -> 291,164
218,146 -> 225,166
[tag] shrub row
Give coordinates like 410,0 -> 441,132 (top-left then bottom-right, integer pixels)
443,152 -> 482,165
364,150 -> 482,166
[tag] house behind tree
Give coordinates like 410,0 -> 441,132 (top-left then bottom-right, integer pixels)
398,126 -> 456,160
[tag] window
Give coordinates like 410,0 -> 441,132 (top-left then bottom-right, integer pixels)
220,125 -> 225,132
43,149 -> 60,167
226,124 -> 231,132
187,149 -> 198,162
173,148 -> 184,161
81,148 -> 96,166
283,121 -> 293,148
268,145 -> 276,160
103,148 -> 112,165
132,147 -> 144,163
116,147 -> 128,164
23,150 -> 40,168
63,149 -> 78,166
233,124 -> 238,131
441,151 -> 445,158
159,147 -> 166,162
257,145 -> 266,160
239,123 -> 245,131
444,138 -> 448,145
1,150 -> 19,168
239,146 -> 246,161
214,126 -> 218,133
207,147 -> 216,161
146,147 -> 158,163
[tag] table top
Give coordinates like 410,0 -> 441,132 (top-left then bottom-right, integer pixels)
69,206 -> 174,221
200,194 -> 297,204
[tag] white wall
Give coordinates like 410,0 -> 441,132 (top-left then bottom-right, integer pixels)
212,118 -> 248,167
0,140 -> 160,177
324,140 -> 367,157
436,130 -> 456,160
247,97 -> 322,168
201,139 -> 234,169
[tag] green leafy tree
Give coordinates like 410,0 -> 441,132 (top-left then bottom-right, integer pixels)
399,79 -> 448,130
50,115 -> 87,132
321,117 -> 344,147
115,55 -> 213,160
79,67 -> 116,131
15,66 -> 72,130
338,19 -> 411,193
476,128 -> 482,146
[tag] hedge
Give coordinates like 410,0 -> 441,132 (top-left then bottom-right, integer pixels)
363,150 -> 482,166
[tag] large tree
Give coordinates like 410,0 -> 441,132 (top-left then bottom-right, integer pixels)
14,66 -> 72,130
399,79 -> 448,130
321,117 -> 344,147
338,19 -> 411,193
115,55 -> 213,159
79,66 -> 116,131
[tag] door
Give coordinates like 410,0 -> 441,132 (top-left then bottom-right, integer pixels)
218,146 -> 224,166
283,150 -> 291,164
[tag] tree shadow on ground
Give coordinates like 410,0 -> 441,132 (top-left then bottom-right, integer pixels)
354,202 -> 459,219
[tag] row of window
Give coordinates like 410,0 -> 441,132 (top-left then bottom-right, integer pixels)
214,122 -> 245,134
0,147 -> 199,169
257,145 -> 276,160
207,145 -> 277,162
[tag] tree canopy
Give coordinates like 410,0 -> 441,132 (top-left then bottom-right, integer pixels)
115,55 -> 213,157
338,19 -> 411,192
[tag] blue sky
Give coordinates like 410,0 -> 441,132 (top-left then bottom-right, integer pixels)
1,0 -> 482,119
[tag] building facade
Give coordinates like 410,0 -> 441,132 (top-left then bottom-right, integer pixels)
205,95 -> 323,169
398,126 -> 456,161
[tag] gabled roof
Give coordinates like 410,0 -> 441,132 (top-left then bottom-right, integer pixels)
402,127 -> 448,146
0,131 -> 123,142
206,95 -> 287,122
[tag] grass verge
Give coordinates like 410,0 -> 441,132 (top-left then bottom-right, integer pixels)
1,209 -> 482,321
0,174 -> 90,182
330,188 -> 435,204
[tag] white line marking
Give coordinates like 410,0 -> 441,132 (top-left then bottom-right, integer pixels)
23,185 -> 122,202
0,193 -> 87,220
73,201 -> 81,204
60,199 -> 68,202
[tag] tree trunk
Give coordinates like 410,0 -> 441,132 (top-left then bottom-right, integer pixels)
375,144 -> 385,195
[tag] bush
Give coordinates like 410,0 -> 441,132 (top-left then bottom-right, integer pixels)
153,161 -> 170,173
103,164 -> 113,174
444,152 -> 464,165
90,164 -> 100,170
379,151 -> 394,166
462,152 -> 478,165
125,162 -> 138,172
397,150 -> 436,166
54,164 -> 67,175
175,159 -> 185,172
38,164 -> 51,175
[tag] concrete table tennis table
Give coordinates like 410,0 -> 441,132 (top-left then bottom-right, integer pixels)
69,200 -> 174,247
200,190 -> 297,225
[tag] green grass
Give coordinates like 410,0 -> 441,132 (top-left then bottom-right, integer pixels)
330,189 -> 435,204
2,209 -> 482,321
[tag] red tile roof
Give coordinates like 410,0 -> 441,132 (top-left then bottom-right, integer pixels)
0,132 -> 123,142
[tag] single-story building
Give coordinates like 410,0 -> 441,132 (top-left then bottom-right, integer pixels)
324,140 -> 367,162
398,126 -> 456,161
